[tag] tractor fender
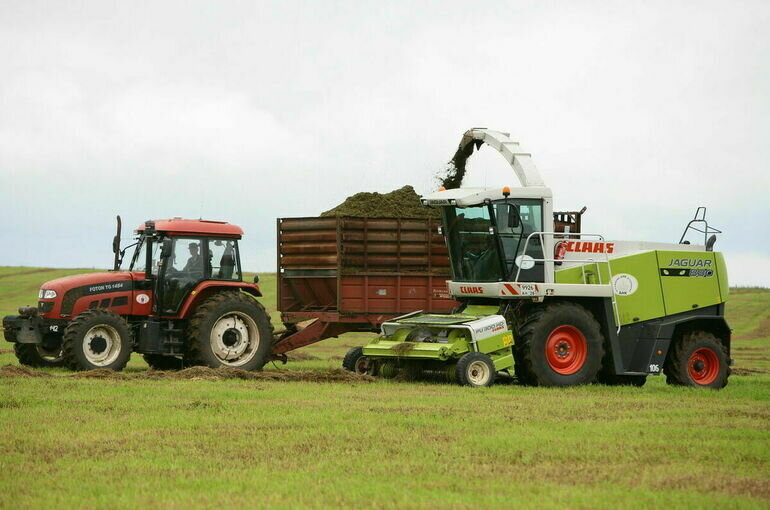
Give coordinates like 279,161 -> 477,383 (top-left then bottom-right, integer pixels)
176,281 -> 263,319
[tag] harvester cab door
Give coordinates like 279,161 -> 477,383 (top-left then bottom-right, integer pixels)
157,237 -> 205,315
495,199 -> 545,282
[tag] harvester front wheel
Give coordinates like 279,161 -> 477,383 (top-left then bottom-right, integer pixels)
514,303 -> 603,386
456,352 -> 496,387
186,291 -> 273,370
664,331 -> 729,389
62,309 -> 132,371
342,346 -> 376,375
13,342 -> 66,368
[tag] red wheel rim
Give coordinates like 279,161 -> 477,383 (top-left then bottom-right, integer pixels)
545,325 -> 588,375
354,357 -> 370,374
688,347 -> 720,385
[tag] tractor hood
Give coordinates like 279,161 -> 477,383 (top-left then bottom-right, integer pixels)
39,271 -> 135,295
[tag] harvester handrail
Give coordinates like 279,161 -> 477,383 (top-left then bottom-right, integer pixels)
514,231 -> 621,331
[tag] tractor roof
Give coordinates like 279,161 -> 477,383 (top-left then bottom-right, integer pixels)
136,218 -> 243,237
421,186 -> 552,208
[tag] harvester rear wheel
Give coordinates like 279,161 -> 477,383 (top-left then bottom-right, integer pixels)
456,352 -> 496,387
143,354 -> 184,370
342,346 -> 376,375
514,302 -> 603,386
664,331 -> 729,389
62,309 -> 132,371
185,291 -> 273,370
13,343 -> 66,368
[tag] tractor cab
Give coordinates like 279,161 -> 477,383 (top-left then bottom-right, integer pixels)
421,186 -> 554,284
125,218 -> 246,316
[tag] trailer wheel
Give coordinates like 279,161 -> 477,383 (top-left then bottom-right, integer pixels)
514,302 -> 604,386
456,352 -> 496,387
186,291 -> 274,370
342,346 -> 376,375
62,309 -> 132,371
13,342 -> 66,368
143,354 -> 183,370
664,331 -> 729,389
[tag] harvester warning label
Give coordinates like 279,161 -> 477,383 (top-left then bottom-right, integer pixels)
611,274 -> 638,296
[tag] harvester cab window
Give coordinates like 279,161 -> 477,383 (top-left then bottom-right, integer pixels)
208,239 -> 241,281
494,200 -> 545,282
443,206 -> 506,282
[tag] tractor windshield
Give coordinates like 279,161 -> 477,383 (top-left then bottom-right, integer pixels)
129,238 -> 161,275
442,199 -> 544,282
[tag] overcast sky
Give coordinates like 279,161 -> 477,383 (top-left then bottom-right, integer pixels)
1,0 -> 768,286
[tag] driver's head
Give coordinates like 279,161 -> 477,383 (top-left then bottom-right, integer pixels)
189,243 -> 199,255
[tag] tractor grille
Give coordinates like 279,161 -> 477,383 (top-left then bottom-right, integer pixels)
38,301 -> 54,313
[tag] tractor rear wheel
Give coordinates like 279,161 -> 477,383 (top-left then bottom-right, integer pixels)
342,346 -> 376,375
13,342 -> 65,368
185,291 -> 273,370
143,354 -> 183,370
514,302 -> 604,386
456,352 -> 496,387
664,331 -> 729,389
62,309 -> 132,371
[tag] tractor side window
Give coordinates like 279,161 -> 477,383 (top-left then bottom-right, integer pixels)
208,239 -> 241,281
170,239 -> 204,278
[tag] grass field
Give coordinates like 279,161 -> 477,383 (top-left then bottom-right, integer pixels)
1,267 -> 768,509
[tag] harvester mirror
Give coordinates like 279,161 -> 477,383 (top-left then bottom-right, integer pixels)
507,206 -> 520,229
160,239 -> 173,259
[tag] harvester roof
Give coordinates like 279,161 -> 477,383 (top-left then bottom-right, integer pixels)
421,186 -> 552,208
136,218 -> 243,237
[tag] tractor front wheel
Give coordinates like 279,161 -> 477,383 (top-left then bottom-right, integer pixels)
62,309 -> 132,371
456,352 -> 496,387
185,291 -> 273,370
664,331 -> 729,389
514,302 -> 604,386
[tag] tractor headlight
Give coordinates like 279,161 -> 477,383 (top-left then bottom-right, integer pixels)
39,289 -> 57,299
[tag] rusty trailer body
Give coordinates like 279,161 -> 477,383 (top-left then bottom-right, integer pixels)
270,216 -> 458,358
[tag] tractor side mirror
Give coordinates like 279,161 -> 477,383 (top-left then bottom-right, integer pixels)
160,239 -> 173,259
112,215 -> 122,271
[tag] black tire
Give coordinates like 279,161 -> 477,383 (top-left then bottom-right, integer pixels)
456,352 -> 496,387
13,342 -> 66,368
143,354 -> 184,370
62,309 -> 132,371
664,331 -> 729,389
185,291 -> 273,370
342,346 -> 376,375
514,302 -> 604,387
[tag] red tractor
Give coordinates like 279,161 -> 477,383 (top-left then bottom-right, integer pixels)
2,217 -> 274,371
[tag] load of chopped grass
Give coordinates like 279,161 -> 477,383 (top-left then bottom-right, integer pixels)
320,185 -> 439,219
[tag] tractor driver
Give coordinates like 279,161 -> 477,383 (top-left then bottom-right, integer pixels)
183,242 -> 202,273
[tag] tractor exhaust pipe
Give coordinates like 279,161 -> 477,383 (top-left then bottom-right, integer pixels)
112,215 -> 122,271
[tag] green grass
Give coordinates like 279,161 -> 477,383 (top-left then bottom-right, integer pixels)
1,268 -> 768,509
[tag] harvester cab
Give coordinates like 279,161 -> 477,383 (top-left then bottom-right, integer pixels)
346,129 -> 731,390
3,217 -> 274,372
